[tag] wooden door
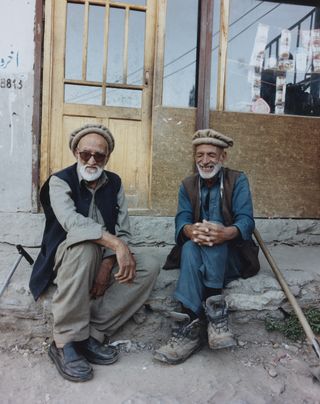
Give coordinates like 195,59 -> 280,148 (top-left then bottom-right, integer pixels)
41,0 -> 156,210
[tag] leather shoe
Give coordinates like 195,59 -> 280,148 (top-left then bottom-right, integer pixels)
77,336 -> 119,365
48,341 -> 93,382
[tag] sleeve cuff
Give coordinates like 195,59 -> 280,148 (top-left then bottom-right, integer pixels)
65,224 -> 103,248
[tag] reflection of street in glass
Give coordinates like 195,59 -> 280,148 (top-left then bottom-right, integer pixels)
226,1 -> 319,116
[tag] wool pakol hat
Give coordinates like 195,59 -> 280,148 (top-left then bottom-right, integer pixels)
69,124 -> 115,154
192,129 -> 233,149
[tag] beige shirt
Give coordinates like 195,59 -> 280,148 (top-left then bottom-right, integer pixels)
49,166 -> 131,258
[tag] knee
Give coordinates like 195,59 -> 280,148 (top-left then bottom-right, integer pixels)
148,255 -> 161,279
65,242 -> 101,271
135,253 -> 160,281
69,241 -> 100,258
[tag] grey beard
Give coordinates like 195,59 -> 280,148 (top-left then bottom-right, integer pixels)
79,163 -> 103,182
197,163 -> 222,179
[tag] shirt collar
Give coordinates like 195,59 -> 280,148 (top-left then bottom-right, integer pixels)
199,169 -> 222,188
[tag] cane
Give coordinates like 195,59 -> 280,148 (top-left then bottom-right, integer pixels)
253,228 -> 320,381
0,245 -> 34,297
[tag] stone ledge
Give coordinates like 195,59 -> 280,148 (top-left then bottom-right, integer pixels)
0,212 -> 319,246
0,244 -> 319,343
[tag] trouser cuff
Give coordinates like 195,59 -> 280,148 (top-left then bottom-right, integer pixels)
53,329 -> 90,345
174,291 -> 203,316
90,326 -> 105,343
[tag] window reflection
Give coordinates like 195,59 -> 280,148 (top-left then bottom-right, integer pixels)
65,3 -> 84,80
162,0 -> 199,107
65,85 -> 102,105
225,1 -> 320,116
106,88 -> 141,107
107,7 -> 125,84
87,5 -> 105,82
64,2 -> 147,108
127,10 -> 145,85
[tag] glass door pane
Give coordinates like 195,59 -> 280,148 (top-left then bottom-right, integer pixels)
87,5 -> 105,82
65,3 -> 84,80
107,7 -> 125,83
127,10 -> 146,85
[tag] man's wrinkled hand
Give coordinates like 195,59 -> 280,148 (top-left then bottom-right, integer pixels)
114,241 -> 136,284
192,221 -> 222,246
184,220 -> 238,246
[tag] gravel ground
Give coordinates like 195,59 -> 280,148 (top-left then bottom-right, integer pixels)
0,321 -> 319,404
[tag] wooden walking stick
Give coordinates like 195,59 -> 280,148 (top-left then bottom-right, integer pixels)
253,228 -> 320,380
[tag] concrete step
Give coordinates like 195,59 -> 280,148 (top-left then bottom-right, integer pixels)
0,242 -> 319,346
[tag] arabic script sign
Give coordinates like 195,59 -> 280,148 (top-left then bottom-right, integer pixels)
0,50 -> 19,69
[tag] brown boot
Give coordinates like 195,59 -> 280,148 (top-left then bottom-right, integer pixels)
153,312 -> 206,365
205,295 -> 236,349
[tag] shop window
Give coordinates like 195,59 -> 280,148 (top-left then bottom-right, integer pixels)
225,1 -> 320,116
162,0 -> 199,107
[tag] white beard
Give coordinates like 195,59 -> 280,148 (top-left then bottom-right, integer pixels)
79,163 -> 103,182
196,163 -> 222,179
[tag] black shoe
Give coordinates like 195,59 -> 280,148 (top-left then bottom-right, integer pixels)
77,336 -> 119,365
48,341 -> 93,382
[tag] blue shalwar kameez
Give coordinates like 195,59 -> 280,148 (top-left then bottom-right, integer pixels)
174,171 -> 255,316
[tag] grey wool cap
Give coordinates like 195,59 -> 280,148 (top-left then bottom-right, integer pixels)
192,129 -> 233,149
69,124 -> 115,154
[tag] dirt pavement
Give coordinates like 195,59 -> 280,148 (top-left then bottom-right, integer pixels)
0,321 -> 319,404
1,242 -> 320,403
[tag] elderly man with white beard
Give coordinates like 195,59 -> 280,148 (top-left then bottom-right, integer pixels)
153,129 -> 259,365
30,124 -> 159,382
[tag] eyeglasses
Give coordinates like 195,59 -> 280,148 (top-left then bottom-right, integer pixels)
77,150 -> 107,163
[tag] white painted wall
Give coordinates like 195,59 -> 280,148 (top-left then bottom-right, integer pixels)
0,0 -> 35,212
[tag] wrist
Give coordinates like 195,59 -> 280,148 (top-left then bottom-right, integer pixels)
183,224 -> 193,239
224,226 -> 239,241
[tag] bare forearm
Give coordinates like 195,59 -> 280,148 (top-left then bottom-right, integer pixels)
222,225 -> 239,241
94,231 -> 123,251
94,231 -> 136,284
183,224 -> 195,240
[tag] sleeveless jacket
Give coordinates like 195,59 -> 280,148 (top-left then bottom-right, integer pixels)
163,167 -> 260,278
29,163 -> 121,300
181,167 -> 241,226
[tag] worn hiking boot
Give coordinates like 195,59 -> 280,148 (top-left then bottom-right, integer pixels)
205,295 -> 236,349
153,312 -> 206,365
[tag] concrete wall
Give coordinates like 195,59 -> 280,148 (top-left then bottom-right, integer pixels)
151,107 -> 320,218
0,0 -> 35,212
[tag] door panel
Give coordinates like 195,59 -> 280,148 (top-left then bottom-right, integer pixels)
108,119 -> 142,207
41,0 -> 156,210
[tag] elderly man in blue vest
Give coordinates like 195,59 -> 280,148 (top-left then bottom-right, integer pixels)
30,124 -> 160,382
154,129 -> 259,365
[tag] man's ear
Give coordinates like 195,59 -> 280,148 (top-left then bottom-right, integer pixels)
104,154 -> 110,166
220,150 -> 227,163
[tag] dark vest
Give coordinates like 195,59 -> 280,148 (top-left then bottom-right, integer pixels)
163,167 -> 260,279
29,163 -> 121,300
181,167 -> 240,227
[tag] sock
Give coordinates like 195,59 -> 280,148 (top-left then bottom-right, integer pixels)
181,305 -> 198,321
204,288 -> 222,300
